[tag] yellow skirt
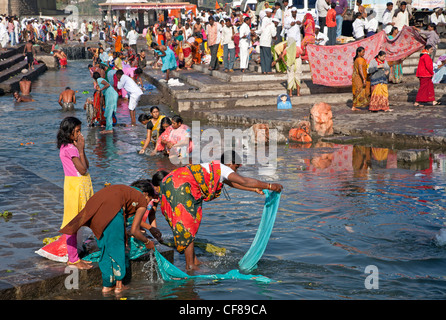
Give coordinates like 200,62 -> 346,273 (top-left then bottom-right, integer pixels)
369,83 -> 389,111
61,174 -> 94,229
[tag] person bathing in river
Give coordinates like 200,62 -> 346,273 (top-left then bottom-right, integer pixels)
160,115 -> 193,159
13,91 -> 34,102
154,150 -> 284,271
19,76 -> 31,95
58,87 -> 77,111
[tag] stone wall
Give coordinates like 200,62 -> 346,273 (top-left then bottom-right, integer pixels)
1,0 -> 58,16
5,0 -> 39,16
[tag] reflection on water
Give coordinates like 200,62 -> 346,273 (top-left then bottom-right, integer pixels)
1,61 -> 446,300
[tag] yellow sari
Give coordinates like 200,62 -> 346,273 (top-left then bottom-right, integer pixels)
152,115 -> 166,142
352,57 -> 371,108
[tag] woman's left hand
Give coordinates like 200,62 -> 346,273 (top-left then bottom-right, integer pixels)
145,240 -> 155,250
269,183 -> 284,193
149,227 -> 162,242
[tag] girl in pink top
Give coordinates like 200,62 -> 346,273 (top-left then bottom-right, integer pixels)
57,117 -> 94,269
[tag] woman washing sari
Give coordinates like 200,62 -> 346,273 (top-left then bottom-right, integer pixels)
387,27 -> 403,83
155,150 -> 283,271
352,46 -> 371,111
60,181 -> 161,294
301,13 -> 316,61
138,106 -> 166,154
368,51 -> 392,112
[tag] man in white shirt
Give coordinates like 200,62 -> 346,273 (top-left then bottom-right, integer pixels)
261,8 -> 273,29
0,18 -> 7,49
382,2 -> 395,35
239,16 -> 251,72
127,27 -> 139,53
13,17 -> 19,44
184,23 -> 192,40
80,20 -> 86,35
116,70 -> 143,126
315,25 -> 328,45
430,8 -> 446,35
316,0 -> 330,33
393,1 -> 409,32
284,8 -> 302,45
365,10 -> 378,37
282,0 -> 292,20
221,19 -> 236,72
431,8 -> 446,25
273,2 -> 283,43
258,18 -> 278,74
352,12 -> 365,40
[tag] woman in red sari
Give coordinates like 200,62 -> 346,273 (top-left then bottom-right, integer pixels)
156,151 -> 283,271
414,45 -> 441,106
301,13 -> 316,61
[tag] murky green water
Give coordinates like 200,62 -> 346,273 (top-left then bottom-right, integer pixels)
1,61 -> 446,300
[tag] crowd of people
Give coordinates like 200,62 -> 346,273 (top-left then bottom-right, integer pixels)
5,0 -> 446,102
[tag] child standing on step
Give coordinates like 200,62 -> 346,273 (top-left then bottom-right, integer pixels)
57,116 -> 94,269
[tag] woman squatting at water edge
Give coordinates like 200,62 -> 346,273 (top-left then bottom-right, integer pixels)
152,150 -> 283,271
60,180 -> 162,293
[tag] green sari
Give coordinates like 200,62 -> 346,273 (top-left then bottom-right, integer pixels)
95,209 -> 128,288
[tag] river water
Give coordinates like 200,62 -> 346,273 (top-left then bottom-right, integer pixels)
1,60 -> 446,300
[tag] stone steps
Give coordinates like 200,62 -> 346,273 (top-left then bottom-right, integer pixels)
0,63 -> 47,93
143,47 -> 446,113
0,53 -> 26,72
0,44 -> 25,60
175,92 -> 355,112
0,44 -> 49,94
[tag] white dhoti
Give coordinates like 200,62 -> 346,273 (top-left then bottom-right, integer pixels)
287,57 -> 302,90
239,39 -> 250,70
128,93 -> 142,111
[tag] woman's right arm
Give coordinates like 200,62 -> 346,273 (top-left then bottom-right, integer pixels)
139,128 -> 153,154
225,172 -> 283,193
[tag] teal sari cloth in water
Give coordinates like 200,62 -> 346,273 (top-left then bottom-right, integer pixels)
239,189 -> 281,272
84,190 -> 281,284
83,212 -> 150,262
154,189 -> 281,283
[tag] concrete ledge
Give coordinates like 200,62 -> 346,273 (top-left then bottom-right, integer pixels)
397,149 -> 430,163
0,245 -> 174,300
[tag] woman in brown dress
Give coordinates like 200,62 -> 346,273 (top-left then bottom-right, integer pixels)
60,180 -> 161,294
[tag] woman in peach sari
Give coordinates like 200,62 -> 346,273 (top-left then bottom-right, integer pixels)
352,46 -> 370,110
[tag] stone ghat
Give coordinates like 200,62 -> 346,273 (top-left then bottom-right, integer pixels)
141,46 -> 446,149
